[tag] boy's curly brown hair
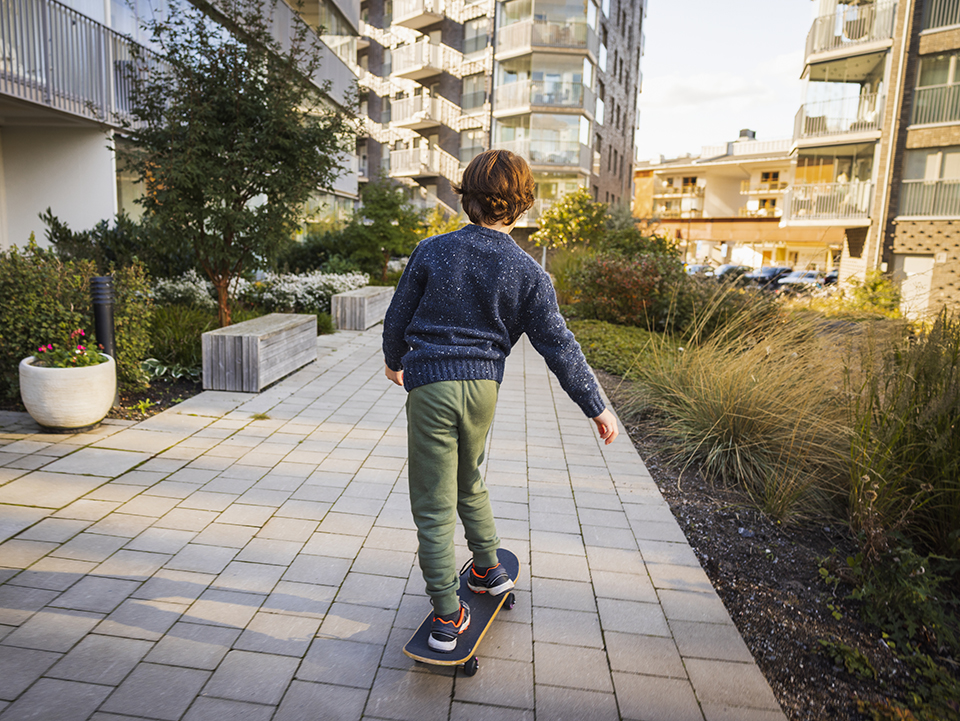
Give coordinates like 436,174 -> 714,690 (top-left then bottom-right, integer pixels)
453,149 -> 535,226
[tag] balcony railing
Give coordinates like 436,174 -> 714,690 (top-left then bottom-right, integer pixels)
494,139 -> 592,172
391,93 -> 461,129
912,84 -> 960,125
794,93 -> 883,139
783,181 -> 873,222
739,206 -> 783,218
653,185 -> 705,198
393,0 -> 445,29
495,19 -> 599,59
923,0 -> 960,29
389,144 -> 460,180
0,0 -> 159,125
740,180 -> 789,194
657,209 -> 703,220
900,179 -> 960,217
391,39 -> 454,79
493,80 -> 595,116
805,0 -> 897,58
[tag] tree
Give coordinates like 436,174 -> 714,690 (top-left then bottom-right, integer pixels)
120,0 -> 356,326
530,187 -> 608,250
418,206 -> 463,240
341,177 -> 424,282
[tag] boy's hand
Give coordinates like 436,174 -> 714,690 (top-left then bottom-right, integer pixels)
384,363 -> 404,387
592,408 -> 619,445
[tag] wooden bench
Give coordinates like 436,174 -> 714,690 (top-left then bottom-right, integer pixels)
331,286 -> 395,330
202,313 -> 317,392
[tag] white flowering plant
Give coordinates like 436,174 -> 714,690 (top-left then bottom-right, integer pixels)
235,270 -> 369,314
152,270 -> 217,310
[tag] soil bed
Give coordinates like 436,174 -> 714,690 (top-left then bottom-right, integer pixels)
596,369 -> 916,721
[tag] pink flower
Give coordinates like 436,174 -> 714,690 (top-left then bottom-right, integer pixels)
47,344 -> 52,350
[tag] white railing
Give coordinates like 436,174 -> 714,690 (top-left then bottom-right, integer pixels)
653,181 -> 704,198
389,144 -> 460,180
496,19 -> 599,58
494,139 -> 592,171
494,80 -> 595,115
923,0 -> 960,29
794,93 -> 883,138
805,0 -> 897,57
740,180 -> 789,194
783,181 -> 873,222
730,138 -> 793,156
394,0 -> 444,22
0,0 -> 160,125
391,93 -> 460,127
739,206 -> 783,218
391,38 -> 459,76
900,179 -> 960,216
912,84 -> 960,125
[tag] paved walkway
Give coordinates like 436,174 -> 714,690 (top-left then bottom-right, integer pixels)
0,328 -> 786,721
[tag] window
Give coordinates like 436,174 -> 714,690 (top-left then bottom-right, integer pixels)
460,129 -> 485,164
682,176 -> 698,189
922,0 -> 960,31
900,147 -> 960,216
914,52 -> 960,124
462,74 -> 485,111
761,171 -> 780,183
464,18 -> 489,55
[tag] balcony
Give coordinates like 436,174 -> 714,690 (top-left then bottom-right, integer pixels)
899,179 -> 960,217
391,39 -> 449,80
923,0 -> 960,30
0,0 -> 157,125
389,144 -> 460,180
793,93 -> 883,142
657,209 -> 703,220
652,183 -> 705,199
495,19 -> 599,61
493,80 -> 596,118
393,0 -> 444,30
390,94 -> 460,130
740,180 -> 789,194
783,181 -> 874,223
494,139 -> 593,173
739,206 -> 783,218
912,84 -> 960,125
805,1 -> 896,61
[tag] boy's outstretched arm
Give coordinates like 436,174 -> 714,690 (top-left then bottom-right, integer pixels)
592,408 -> 619,445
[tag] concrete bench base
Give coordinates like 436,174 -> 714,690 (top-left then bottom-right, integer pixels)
331,286 -> 395,330
202,313 -> 317,392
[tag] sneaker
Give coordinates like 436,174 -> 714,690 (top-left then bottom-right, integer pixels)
468,562 -> 515,596
428,599 -> 471,653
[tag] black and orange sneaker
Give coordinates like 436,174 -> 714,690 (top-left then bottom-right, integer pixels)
428,599 -> 471,652
468,562 -> 515,596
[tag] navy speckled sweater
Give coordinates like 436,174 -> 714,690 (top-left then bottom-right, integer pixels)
382,224 -> 605,419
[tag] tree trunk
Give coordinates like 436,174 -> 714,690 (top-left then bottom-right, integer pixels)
214,278 -> 232,327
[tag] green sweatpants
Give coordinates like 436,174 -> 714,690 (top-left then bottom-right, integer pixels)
406,379 -> 501,616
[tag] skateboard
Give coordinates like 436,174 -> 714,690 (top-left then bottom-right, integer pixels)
403,548 -> 520,677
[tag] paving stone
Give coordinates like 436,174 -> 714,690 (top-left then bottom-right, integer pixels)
192,523 -> 258,549
51,575 -> 140,614
364,667 -> 453,721
590,569 -> 658,603
15,518 -> 91,544
0,507 -> 49,544
0,677 -> 112,721
637,538 -> 702,567
125,528 -> 196,555
671,619 -> 756,663
182,697 -> 275,721
700,705 -> 788,721
131,569 -> 215,605
273,681 -> 368,721
605,632 -> 687,678
154,508 -> 218,532
612,672 -> 704,721
282,554 -> 351,587
336,572 -> 406,609
52,500 -> 121,522
186,588 -> 264,628
42,448 -> 151,477
143,480 -> 200,499
647,562 -> 715,594
530,551 -> 591,582
255,517 -> 318,543
533,641 -> 613,692
94,549 -> 171,581
529,511 -> 580,534
96,598 -> 185,641
165,544 -> 237,574
1,608 -> 101,652
317,602 -> 395,646
317,512 -> 375,536
684,658 -> 782,712
51,533 -> 128,563
531,577 -> 597,613
235,538 -> 303,566
584,546 -> 646,575
297,637 -> 384,687
454,655 -> 534,709
233,611 -> 320,656
531,607 -> 603,648
478,618 -> 533,663
450,701 -> 534,721
202,650 -> 298,705
7,556 -> 96,592
0,585 -> 59,625
534,685 -> 620,721
47,634 -> 153,684
100,662 -> 210,720
581,525 -> 639,550
274,499 -> 332,522
659,589 -> 733,624
261,581 -> 335,618
529,530 -> 584,557
0,471 -> 105,508
177,491 -> 238,513
0,539 -> 58,569
144,621 -> 240,669
0,646 -> 61,700
116,495 -> 180,518
300,532 -> 365,559
216,504 -> 276,527
364,527 -> 418,553
597,598 -> 671,637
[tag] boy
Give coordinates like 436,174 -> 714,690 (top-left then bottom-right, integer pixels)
382,149 -> 618,653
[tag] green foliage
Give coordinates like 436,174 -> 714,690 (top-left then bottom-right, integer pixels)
531,188 -> 608,249
849,270 -> 902,316
847,309 -> 960,558
142,358 -> 201,382
419,206 -> 463,239
598,206 -> 679,258
121,0 -> 356,326
566,320 -> 668,379
817,637 -> 877,679
33,329 -> 107,368
40,209 -> 193,278
897,646 -> 960,720
149,304 -> 217,370
112,262 -> 154,392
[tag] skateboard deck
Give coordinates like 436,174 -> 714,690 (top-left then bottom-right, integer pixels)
403,548 -> 520,676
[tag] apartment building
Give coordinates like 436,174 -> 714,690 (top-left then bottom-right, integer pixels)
783,0 -> 960,315
0,0 -> 360,250
633,132 -> 846,270
356,0 -> 644,233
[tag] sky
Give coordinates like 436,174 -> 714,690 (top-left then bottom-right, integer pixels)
635,0 -> 817,161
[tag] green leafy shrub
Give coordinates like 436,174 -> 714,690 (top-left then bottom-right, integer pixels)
849,270 -> 902,316
113,262 -> 154,392
149,304 -> 218,369
567,320 -> 667,379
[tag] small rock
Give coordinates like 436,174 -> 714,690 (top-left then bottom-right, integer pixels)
738,527 -> 755,538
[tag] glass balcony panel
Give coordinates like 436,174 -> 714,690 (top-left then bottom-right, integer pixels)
783,181 -> 874,222
805,1 -> 897,58
494,80 -> 593,114
495,139 -> 592,171
912,84 -> 960,125
391,39 -> 447,79
393,0 -> 444,30
900,179 -> 960,216
495,19 -> 599,58
794,93 -> 883,139
923,0 -> 960,29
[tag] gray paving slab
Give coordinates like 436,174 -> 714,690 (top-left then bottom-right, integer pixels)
0,329 -> 788,721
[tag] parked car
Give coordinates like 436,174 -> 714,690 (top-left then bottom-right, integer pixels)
744,266 -> 793,290
713,264 -> 753,283
776,270 -> 825,294
685,263 -> 714,276
823,268 -> 839,286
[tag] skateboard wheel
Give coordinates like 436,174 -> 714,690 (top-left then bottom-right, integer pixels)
505,592 -> 516,610
463,656 -> 479,676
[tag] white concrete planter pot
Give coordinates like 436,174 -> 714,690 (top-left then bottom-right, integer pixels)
19,355 -> 116,431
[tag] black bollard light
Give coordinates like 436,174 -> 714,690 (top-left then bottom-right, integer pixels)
91,276 -> 119,407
